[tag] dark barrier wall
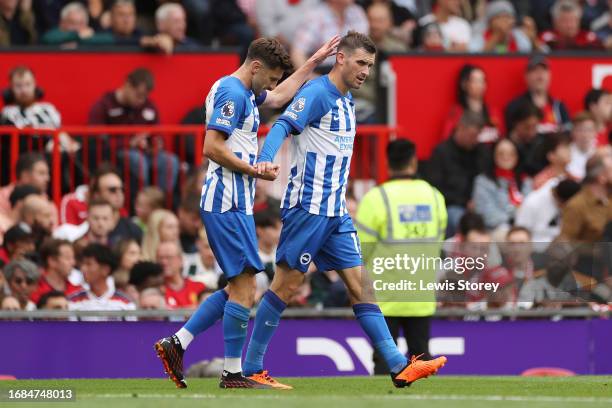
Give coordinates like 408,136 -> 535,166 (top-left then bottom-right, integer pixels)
389,54 -> 612,159
1,319 -> 610,378
0,52 -> 240,125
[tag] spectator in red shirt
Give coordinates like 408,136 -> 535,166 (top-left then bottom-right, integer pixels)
31,238 -> 82,304
88,68 -> 179,205
540,0 -> 603,50
584,88 -> 612,146
441,64 -> 502,144
505,55 -> 570,135
157,241 -> 205,309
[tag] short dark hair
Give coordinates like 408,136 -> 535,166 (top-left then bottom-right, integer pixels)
458,110 -> 486,129
458,212 -> 486,236
338,31 -> 377,55
37,290 -> 66,309
88,198 -> 114,211
16,152 -> 47,179
538,131 -> 571,165
246,38 -> 293,71
126,67 -> 154,91
584,88 -> 609,111
553,178 -> 581,202
9,184 -> 41,208
509,101 -> 543,131
40,238 -> 72,267
254,209 -> 280,228
386,139 -> 416,172
129,261 -> 163,287
90,163 -> 121,195
81,243 -> 118,272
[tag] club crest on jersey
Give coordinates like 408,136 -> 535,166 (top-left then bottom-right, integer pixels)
221,100 -> 235,118
291,97 -> 306,112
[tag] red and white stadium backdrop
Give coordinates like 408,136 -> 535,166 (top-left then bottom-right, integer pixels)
0,52 -> 240,125
388,54 -> 612,159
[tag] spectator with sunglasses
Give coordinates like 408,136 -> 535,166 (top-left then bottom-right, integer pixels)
2,259 -> 40,310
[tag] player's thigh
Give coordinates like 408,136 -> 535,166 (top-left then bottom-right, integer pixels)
201,209 -> 263,280
276,207 -> 336,273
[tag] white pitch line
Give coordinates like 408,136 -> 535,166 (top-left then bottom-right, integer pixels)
77,393 -> 612,404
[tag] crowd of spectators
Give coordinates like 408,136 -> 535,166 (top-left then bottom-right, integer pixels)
0,1 -> 611,54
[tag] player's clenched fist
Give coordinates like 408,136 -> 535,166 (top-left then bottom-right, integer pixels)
254,162 -> 280,181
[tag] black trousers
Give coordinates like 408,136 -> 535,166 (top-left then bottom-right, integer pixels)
373,316 -> 432,375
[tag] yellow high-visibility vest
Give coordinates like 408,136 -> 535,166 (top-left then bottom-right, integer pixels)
355,178 -> 447,317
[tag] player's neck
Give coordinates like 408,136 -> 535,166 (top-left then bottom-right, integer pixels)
328,69 -> 349,95
232,65 -> 253,92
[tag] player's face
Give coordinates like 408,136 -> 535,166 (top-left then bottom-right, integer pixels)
339,48 -> 376,90
252,63 -> 284,96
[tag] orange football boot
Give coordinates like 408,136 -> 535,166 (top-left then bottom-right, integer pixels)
391,354 -> 447,388
247,370 -> 293,390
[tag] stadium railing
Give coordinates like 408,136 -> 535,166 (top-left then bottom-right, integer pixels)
0,125 -> 396,209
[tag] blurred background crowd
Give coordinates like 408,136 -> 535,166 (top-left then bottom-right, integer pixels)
0,0 -> 611,318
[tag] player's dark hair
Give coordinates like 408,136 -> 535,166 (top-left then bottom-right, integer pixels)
386,139 -> 416,172
584,88 -> 609,111
16,152 -> 47,179
126,67 -> 154,91
246,38 -> 293,71
129,261 -> 163,287
37,290 -> 66,309
81,243 -> 118,272
40,238 -> 72,267
338,31 -> 377,55
90,163 -> 121,196
458,212 -> 486,236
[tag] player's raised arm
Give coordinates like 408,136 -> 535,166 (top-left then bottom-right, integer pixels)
260,35 -> 340,109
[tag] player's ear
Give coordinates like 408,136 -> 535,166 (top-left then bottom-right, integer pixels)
336,50 -> 345,65
251,60 -> 262,74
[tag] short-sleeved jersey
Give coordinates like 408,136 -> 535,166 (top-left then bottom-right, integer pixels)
200,76 -> 265,215
278,75 -> 356,217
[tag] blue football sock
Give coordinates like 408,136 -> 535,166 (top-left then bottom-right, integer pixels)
353,303 -> 407,374
223,301 -> 251,364
183,289 -> 228,337
243,290 -> 287,376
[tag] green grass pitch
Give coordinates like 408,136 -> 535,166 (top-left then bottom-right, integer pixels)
1,376 -> 611,408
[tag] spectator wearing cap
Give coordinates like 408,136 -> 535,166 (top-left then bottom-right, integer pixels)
540,0 -> 603,50
291,0 -> 368,69
469,0 -> 532,53
255,0 -> 319,48
441,64 -> 503,144
567,112 -> 598,180
30,238 -> 82,305
584,89 -> 612,147
426,111 -> 488,237
68,243 -> 136,319
0,0 -> 37,46
417,0 -> 471,51
88,69 -> 179,203
0,224 -> 35,266
505,55 -> 570,135
532,132 -> 573,190
2,259 -> 40,310
515,179 -> 580,248
157,241 -> 205,309
154,2 -> 201,51
41,2 -> 114,47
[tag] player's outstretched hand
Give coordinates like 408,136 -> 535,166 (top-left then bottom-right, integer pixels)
309,35 -> 341,65
254,162 -> 280,181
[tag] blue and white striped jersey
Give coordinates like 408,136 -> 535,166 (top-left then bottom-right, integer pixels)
278,75 -> 356,217
200,76 -> 266,215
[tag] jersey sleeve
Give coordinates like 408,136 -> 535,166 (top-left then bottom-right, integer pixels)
277,84 -> 322,134
206,86 -> 246,136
